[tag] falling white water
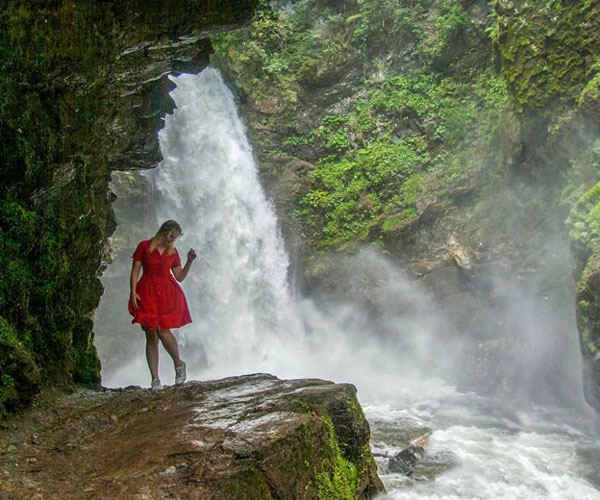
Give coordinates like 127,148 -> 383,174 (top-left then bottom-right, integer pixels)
95,68 -> 600,499
149,68 -> 304,377
141,68 -> 444,390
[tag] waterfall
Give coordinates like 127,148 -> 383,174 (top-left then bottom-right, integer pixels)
142,68 -> 443,388
95,67 -> 600,499
148,68 -> 303,378
97,67 -> 443,391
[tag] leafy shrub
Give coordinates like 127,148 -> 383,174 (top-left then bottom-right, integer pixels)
213,0 -> 513,251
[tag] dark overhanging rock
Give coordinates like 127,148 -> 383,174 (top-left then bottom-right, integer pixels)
107,1 -> 261,171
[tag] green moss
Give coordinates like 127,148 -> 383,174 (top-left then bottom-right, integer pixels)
567,181 -> 600,257
288,386 -> 381,499
421,0 -> 469,64
315,415 -> 360,500
575,252 -> 600,362
381,209 -> 419,234
579,317 -> 598,354
207,466 -> 273,498
0,317 -> 41,418
0,2 -> 115,414
72,320 -> 102,386
492,0 -> 600,113
579,58 -> 600,105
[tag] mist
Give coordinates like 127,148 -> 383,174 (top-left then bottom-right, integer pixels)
94,68 -> 594,425
96,70 -> 447,400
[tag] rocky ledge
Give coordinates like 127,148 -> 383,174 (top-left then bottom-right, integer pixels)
0,374 -> 385,500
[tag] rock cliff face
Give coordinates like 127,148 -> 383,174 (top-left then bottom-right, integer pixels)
0,374 -> 385,500
0,1 -> 258,415
208,0 -> 600,411
493,0 -> 600,412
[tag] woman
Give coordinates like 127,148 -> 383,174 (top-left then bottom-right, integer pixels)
128,220 -> 196,389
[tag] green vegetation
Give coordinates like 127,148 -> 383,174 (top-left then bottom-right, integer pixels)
214,0 -> 512,250
299,71 -> 512,247
315,415 -> 360,500
577,299 -> 599,355
0,2 -> 116,415
569,182 -> 600,359
297,391 -> 376,500
568,181 -> 600,257
491,0 -> 600,113
0,317 -> 40,419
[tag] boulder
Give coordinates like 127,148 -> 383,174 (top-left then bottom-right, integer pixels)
0,374 -> 385,500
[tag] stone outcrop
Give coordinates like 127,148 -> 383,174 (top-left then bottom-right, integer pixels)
0,0 -> 259,416
0,374 -> 385,500
108,0 -> 262,171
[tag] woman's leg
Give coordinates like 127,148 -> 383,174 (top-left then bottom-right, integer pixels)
144,329 -> 160,381
157,328 -> 184,368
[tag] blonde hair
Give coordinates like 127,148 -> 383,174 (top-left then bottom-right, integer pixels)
148,220 -> 182,255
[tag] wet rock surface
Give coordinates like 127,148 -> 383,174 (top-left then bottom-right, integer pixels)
0,374 -> 384,500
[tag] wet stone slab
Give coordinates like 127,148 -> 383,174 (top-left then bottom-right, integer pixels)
0,373 -> 385,500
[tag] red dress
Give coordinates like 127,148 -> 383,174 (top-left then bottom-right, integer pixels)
128,239 -> 192,331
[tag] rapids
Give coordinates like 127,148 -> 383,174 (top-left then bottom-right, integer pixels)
95,68 -> 600,499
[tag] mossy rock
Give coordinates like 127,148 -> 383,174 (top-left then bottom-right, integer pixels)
493,0 -> 600,113
0,318 -> 41,418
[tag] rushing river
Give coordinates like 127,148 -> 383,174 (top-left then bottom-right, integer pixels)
96,68 -> 600,499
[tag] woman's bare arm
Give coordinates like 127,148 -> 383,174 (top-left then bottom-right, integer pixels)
129,260 -> 142,309
172,249 -> 196,282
